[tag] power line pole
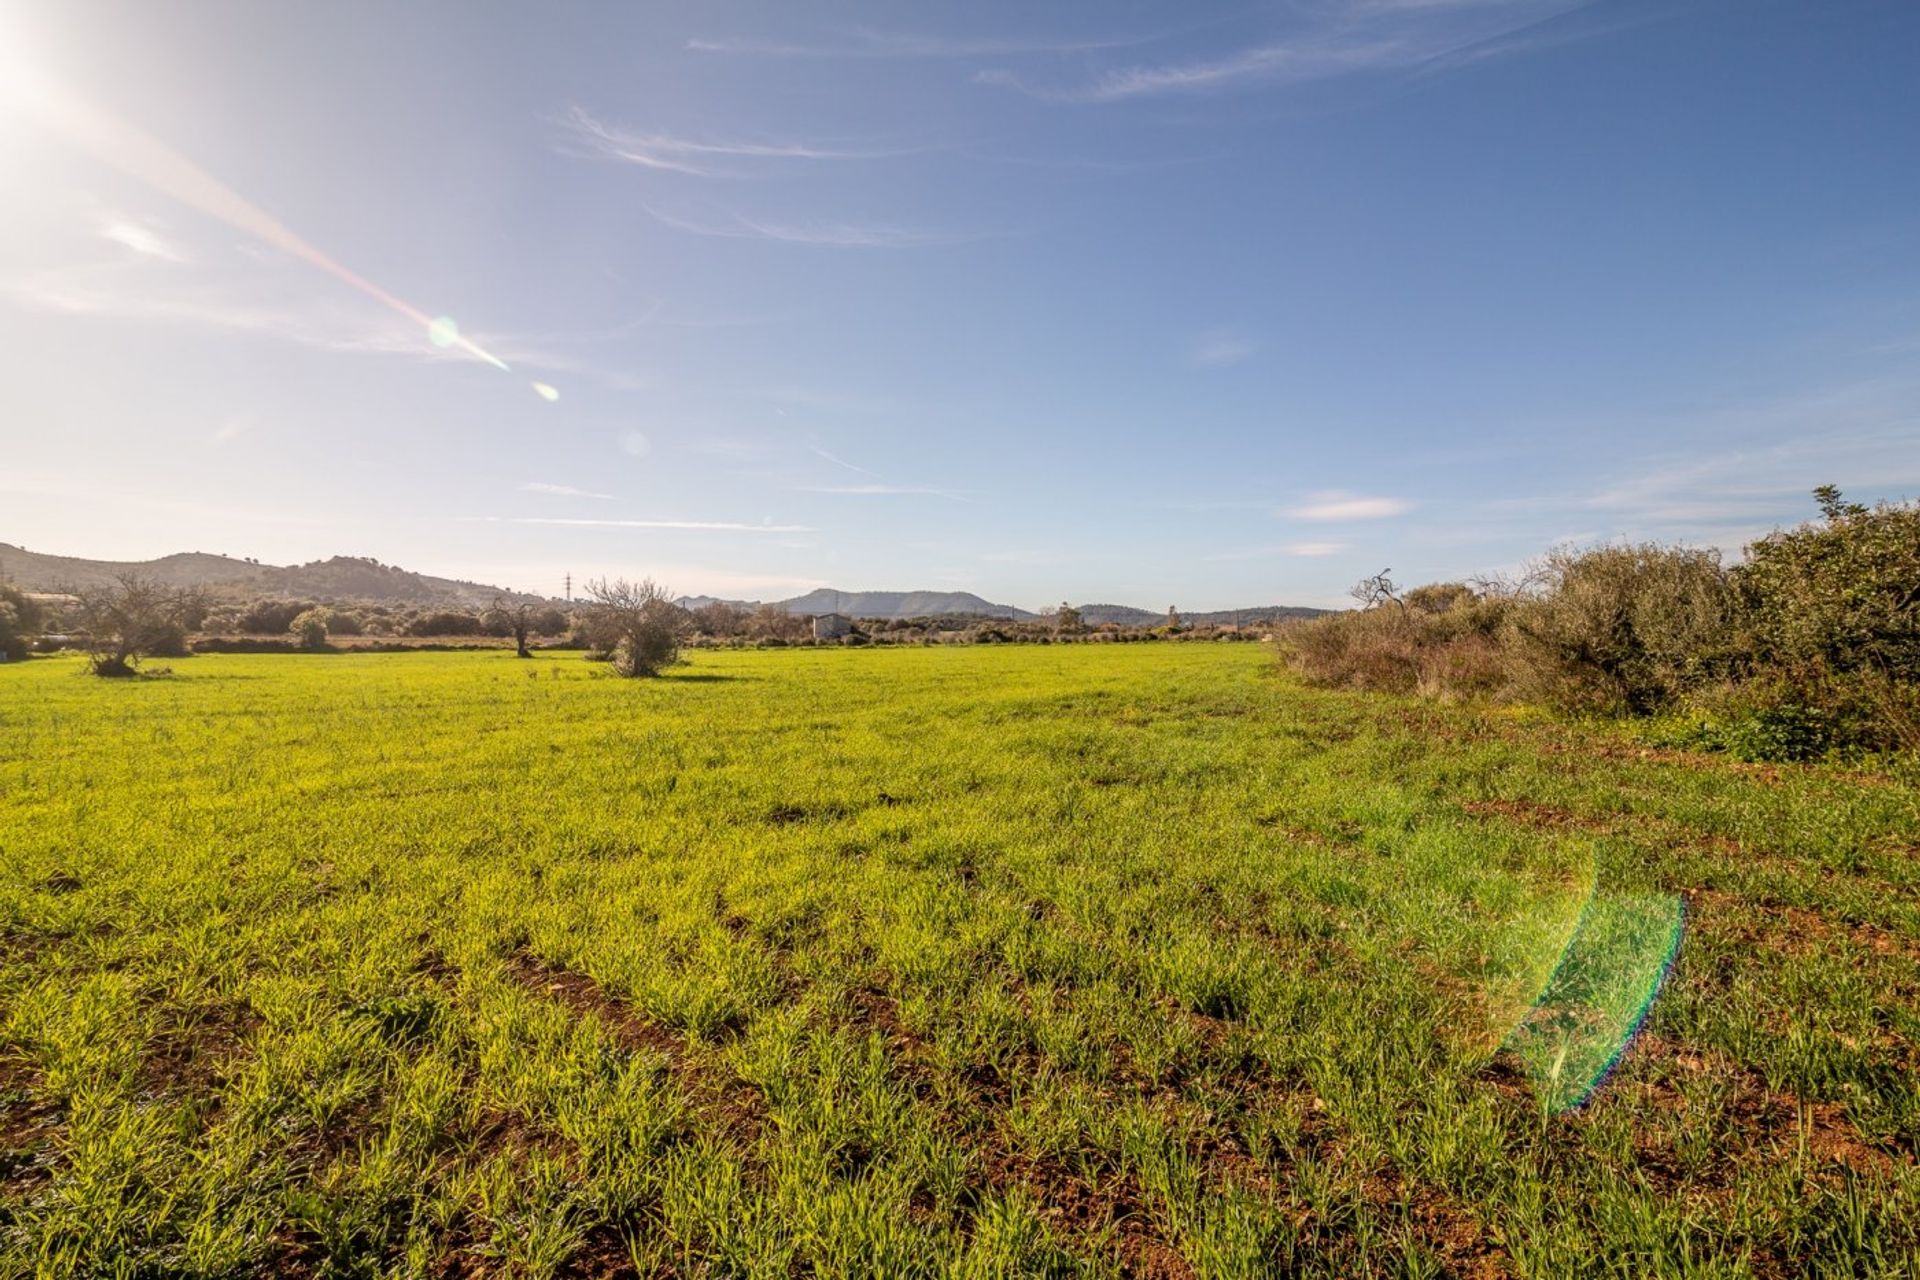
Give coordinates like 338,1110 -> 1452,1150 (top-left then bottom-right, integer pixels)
564,572 -> 571,603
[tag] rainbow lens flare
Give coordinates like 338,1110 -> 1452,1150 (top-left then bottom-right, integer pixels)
1502,892 -> 1686,1113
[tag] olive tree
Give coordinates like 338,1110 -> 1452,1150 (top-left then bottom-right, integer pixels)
484,597 -> 537,658
289,607 -> 332,650
578,577 -> 690,677
70,573 -> 201,676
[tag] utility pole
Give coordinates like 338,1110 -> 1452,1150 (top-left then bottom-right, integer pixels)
564,572 -> 571,603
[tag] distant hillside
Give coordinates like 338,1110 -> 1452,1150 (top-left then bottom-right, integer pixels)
0,544 -> 539,608
680,588 -> 1035,620
1077,602 -> 1331,626
785,589 -> 1034,620
1183,605 -> 1332,626
1077,603 -> 1162,626
680,588 -> 1329,626
4,544 -> 1332,623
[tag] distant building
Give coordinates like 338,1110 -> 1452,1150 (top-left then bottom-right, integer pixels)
812,612 -> 852,641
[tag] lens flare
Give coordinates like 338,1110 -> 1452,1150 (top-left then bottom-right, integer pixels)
532,382 -> 560,402
1502,892 -> 1686,1113
6,58 -> 552,399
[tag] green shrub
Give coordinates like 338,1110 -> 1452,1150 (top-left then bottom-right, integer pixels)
1,585 -> 43,662
289,607 -> 332,650
1737,488 -> 1920,684
1506,544 -> 1738,715
405,610 -> 486,638
235,599 -> 312,634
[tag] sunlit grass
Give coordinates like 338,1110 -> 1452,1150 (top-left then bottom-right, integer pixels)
2,645 -> 1916,1277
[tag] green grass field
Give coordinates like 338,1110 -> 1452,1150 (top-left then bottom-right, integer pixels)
2,644 -> 1917,1278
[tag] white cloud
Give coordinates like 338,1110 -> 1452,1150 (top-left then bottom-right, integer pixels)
1028,40 -> 1408,102
520,482 -> 613,499
1286,491 -> 1412,520
980,0 -> 1592,103
643,203 -> 966,249
1188,329 -> 1256,368
98,218 -> 185,262
557,105 -> 912,178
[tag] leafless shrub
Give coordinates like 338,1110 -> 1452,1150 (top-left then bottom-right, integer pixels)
578,578 -> 691,677
1282,581 -> 1510,699
68,573 -> 203,676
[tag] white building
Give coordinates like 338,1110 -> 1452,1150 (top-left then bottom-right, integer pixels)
812,612 -> 852,641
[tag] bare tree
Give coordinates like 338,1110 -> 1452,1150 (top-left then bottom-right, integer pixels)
1350,568 -> 1403,612
484,596 -> 536,658
746,603 -> 806,642
69,573 -> 201,676
692,601 -> 748,638
578,578 -> 690,676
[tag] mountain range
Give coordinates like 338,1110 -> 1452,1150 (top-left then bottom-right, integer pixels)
2,543 -> 1331,623
680,593 -> 1329,626
0,544 -> 542,609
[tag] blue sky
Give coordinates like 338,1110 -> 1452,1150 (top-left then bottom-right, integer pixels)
2,0 -> 1917,609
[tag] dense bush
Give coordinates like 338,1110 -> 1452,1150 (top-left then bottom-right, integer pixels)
405,610 -> 486,638
1,585 -> 44,662
1505,544 -> 1738,714
576,578 -> 690,677
1282,582 -> 1509,699
235,599 -> 313,635
289,607 -> 332,650
1739,489 -> 1920,683
1282,489 -> 1920,759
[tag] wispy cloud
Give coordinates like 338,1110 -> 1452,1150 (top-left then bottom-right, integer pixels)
520,482 -> 613,500
1205,540 -> 1348,561
484,517 -> 815,534
557,105 -> 914,178
643,203 -> 964,249
982,40 -> 1407,102
808,444 -> 882,478
1287,491 -> 1412,520
1188,329 -> 1256,368
687,26 -> 1175,59
799,483 -> 967,499
980,0 -> 1591,103
799,444 -> 964,499
98,217 -> 185,262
